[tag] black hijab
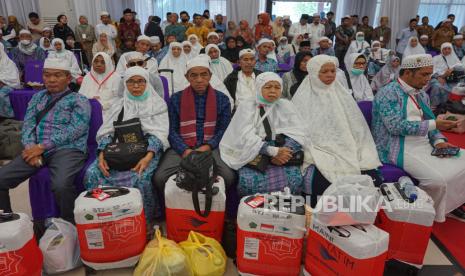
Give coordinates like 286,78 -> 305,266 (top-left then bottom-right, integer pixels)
290,51 -> 313,97
235,36 -> 249,50
221,36 -> 239,63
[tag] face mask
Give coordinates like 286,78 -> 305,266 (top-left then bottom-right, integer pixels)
127,90 -> 149,101
258,93 -> 273,105
356,36 -> 364,42
351,68 -> 364,76
20,40 -> 31,46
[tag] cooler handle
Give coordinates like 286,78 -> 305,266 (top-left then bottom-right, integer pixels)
84,186 -> 130,198
327,226 -> 351,238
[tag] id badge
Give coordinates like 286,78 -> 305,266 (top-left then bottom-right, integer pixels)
82,33 -> 87,39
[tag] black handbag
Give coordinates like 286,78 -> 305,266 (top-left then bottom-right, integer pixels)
246,107 -> 272,173
275,134 -> 305,166
443,56 -> 465,83
103,107 -> 148,171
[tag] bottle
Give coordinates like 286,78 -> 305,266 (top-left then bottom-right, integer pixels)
398,176 -> 418,202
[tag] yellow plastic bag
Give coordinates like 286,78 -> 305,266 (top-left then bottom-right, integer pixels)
179,231 -> 227,276
134,229 -> 193,276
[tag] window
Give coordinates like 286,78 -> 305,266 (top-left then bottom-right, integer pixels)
418,0 -> 465,29
373,0 -> 382,26
271,1 -> 331,23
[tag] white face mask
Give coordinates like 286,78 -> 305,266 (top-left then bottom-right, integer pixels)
20,39 -> 31,46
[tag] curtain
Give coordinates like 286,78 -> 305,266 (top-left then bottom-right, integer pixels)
72,0 -> 108,26
106,0 -> 135,23
380,0 -> 420,50
227,0 -> 261,27
341,0 -> 377,20
0,0 -> 40,27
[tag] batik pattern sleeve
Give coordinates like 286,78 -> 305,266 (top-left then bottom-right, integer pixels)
146,134 -> 164,154
21,91 -> 42,147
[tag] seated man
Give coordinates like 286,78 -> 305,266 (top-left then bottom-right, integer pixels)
153,56 -> 235,191
372,54 -> 465,222
255,38 -> 278,73
0,58 -> 91,223
311,36 -> 335,56
224,48 -> 262,109
452,34 -> 465,60
10,29 -> 46,78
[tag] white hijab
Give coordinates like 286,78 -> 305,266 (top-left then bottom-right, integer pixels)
220,72 -> 307,169
188,34 -> 202,55
433,42 -> 462,75
182,40 -> 197,59
79,52 -> 121,111
205,44 -> 233,81
345,53 -> 374,101
0,44 -> 20,88
344,32 -> 370,67
18,38 -> 38,55
277,37 -> 292,57
39,37 -> 53,51
48,38 -> 82,78
159,42 -> 189,94
97,66 -> 169,149
371,55 -> 401,92
403,37 -> 425,58
292,55 -> 381,183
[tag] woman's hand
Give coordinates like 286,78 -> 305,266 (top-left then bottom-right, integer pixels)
132,152 -> 154,176
271,147 -> 293,166
98,152 -> 110,177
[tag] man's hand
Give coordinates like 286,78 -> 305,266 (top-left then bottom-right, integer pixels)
196,144 -> 212,152
22,144 -> 44,163
435,142 -> 456,149
132,152 -> 154,176
98,152 -> 110,177
182,149 -> 193,158
436,118 -> 458,131
27,156 -> 43,167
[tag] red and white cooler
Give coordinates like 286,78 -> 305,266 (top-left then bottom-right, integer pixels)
0,212 -> 43,276
236,193 -> 306,276
165,175 -> 226,243
74,187 -> 146,270
376,183 -> 436,266
304,218 -> 389,276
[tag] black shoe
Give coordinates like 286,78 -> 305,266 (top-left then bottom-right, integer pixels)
451,205 -> 465,219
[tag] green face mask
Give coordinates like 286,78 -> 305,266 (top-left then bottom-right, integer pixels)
127,90 -> 149,101
258,93 -> 273,105
356,36 -> 364,42
351,68 -> 365,76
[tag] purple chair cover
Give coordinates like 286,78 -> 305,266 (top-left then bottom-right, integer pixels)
8,89 -> 38,120
278,63 -> 292,72
24,60 -> 44,84
159,75 -> 170,103
357,101 -> 413,183
29,99 -> 103,220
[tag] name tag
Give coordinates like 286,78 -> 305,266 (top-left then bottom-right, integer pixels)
82,34 -> 87,39
380,36 -> 384,42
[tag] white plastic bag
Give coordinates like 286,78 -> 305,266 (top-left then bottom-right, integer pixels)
39,218 -> 82,274
314,175 -> 379,226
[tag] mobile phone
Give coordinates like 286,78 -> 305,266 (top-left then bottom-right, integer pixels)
431,147 -> 460,157
446,116 -> 458,121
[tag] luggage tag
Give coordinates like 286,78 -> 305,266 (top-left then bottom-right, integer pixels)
246,195 -> 265,208
91,188 -> 110,201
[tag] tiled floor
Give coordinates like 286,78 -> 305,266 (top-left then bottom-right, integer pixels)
8,180 -> 465,276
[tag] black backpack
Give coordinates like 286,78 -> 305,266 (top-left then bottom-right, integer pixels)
175,151 -> 219,217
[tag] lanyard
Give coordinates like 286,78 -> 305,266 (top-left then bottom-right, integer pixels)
397,79 -> 422,113
90,70 -> 115,91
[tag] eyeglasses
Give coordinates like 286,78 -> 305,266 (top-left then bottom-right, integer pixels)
127,60 -> 145,67
126,79 -> 147,85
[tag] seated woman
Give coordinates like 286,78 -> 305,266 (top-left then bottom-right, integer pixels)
205,44 -> 233,81
221,37 -> 240,64
367,40 -> 391,78
188,34 -> 202,56
48,38 -> 82,80
84,66 -> 169,227
0,44 -> 20,118
182,40 -> 197,59
282,51 -> 312,99
92,32 -> 115,62
39,37 -> 53,56
344,32 -> 370,67
79,52 -> 121,114
220,72 -> 307,196
276,36 -> 294,64
403,36 -> 425,58
419,35 -> 436,56
430,42 -> 464,108
371,55 -> 401,93
345,53 -> 374,101
292,55 -> 382,206
159,42 -> 189,95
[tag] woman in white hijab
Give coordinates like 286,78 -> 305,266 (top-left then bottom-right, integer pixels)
188,34 -> 202,56
344,31 -> 370,67
205,44 -> 233,82
371,55 -> 401,92
430,42 -> 464,107
39,37 -> 53,55
84,66 -> 169,227
159,42 -> 189,95
345,52 -> 374,101
292,55 -> 382,206
182,40 -> 197,59
0,43 -> 20,118
276,36 -> 294,64
79,52 -> 121,115
220,72 -> 307,196
403,36 -> 425,58
367,40 -> 391,78
48,38 -> 82,79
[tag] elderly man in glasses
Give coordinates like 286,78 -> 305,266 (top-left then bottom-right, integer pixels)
153,55 -> 235,193
115,35 -> 164,97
